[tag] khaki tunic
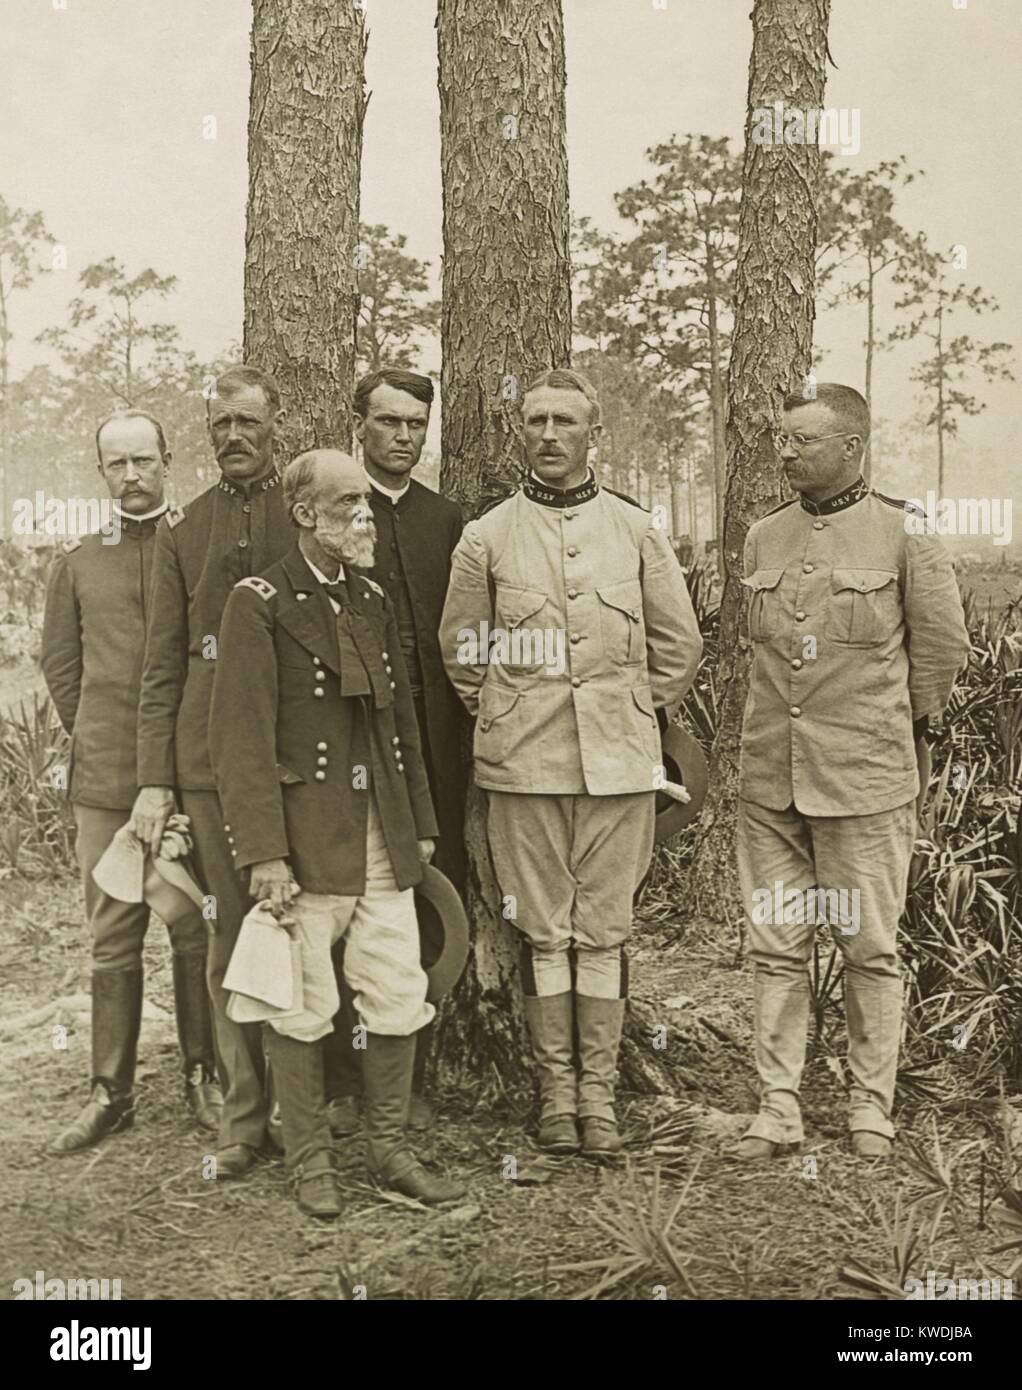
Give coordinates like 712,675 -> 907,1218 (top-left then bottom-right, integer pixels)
440,486 -> 702,795
739,489 -> 971,817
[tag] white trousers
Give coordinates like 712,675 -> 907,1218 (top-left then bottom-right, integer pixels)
267,798 -> 434,1044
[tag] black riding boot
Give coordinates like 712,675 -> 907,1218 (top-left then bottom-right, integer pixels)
263,1027 -> 340,1219
323,960 -> 363,1137
362,1032 -> 465,1204
49,968 -> 143,1155
171,949 -> 223,1132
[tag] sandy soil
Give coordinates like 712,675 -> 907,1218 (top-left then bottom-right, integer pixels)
2,871 -> 1015,1303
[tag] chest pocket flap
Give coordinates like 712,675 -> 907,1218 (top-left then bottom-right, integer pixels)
831,568 -> 898,594
596,579 -> 642,620
596,579 -> 643,662
741,568 -> 784,641
497,585 -> 547,629
740,568 -> 784,594
827,569 -> 900,646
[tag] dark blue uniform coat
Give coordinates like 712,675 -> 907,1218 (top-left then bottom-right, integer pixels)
208,546 -> 438,896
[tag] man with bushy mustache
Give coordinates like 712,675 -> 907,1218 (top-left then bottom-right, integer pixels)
132,365 -> 293,1178
207,450 -> 465,1216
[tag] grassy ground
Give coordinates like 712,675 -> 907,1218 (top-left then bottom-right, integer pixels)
2,870 -> 1017,1303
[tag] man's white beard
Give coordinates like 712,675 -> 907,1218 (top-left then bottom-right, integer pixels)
318,517 -> 376,568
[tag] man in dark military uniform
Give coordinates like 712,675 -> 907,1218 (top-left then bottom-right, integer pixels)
735,384 -> 970,1161
209,449 -> 465,1217
322,368 -> 468,1136
132,366 -> 293,1178
42,410 -> 220,1154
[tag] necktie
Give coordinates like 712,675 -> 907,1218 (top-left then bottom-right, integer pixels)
321,578 -> 350,606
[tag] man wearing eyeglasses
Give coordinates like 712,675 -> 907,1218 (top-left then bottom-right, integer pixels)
736,383 -> 969,1161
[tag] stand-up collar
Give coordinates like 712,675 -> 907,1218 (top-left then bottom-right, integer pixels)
799,475 -> 869,517
368,474 -> 411,506
113,497 -> 168,522
217,469 -> 281,498
523,467 -> 599,509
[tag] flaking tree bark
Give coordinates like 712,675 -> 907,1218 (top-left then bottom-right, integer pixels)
244,0 -> 367,457
688,0 -> 832,913
435,0 -> 571,1093
433,1 -> 725,1102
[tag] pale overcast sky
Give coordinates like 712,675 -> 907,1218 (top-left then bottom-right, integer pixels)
1,0 -> 1019,499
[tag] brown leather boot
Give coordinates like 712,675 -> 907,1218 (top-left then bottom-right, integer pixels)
171,950 -> 223,1133
49,968 -> 143,1155
523,993 -> 580,1154
362,1033 -> 465,1204
576,995 -> 626,1158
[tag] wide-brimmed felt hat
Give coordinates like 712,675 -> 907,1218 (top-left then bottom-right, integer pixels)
654,723 -> 710,844
414,864 -> 470,1003
92,823 -> 205,925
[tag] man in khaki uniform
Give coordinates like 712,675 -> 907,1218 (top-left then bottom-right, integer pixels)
440,368 -> 702,1157
736,383 -> 970,1160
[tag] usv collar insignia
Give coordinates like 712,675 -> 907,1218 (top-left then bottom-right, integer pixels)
799,475 -> 869,517
218,471 -> 281,498
523,469 -> 600,509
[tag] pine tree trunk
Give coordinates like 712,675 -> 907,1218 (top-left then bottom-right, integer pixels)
437,0 -> 571,515
0,283 -> 9,541
244,0 -> 367,456
863,259 -> 875,482
935,307 -> 946,495
688,0 -> 831,914
435,0 -> 571,1092
706,242 -> 727,541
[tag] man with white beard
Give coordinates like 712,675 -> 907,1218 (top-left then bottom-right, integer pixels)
208,450 -> 465,1217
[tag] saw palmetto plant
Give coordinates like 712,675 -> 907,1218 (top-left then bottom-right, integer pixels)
0,692 -> 74,878
900,596 -> 1022,1093
837,1188 -> 930,1301
552,1158 -> 702,1300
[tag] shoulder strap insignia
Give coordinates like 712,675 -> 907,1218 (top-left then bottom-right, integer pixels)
873,489 -> 924,517
763,497 -> 798,518
235,576 -> 276,601
166,506 -> 187,528
603,485 -> 646,511
61,537 -> 82,554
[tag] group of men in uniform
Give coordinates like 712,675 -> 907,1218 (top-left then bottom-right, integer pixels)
40,363 -> 969,1217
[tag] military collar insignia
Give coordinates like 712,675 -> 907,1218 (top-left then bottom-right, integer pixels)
116,504 -> 168,534
523,468 -> 599,509
799,475 -> 869,517
217,470 -> 281,498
